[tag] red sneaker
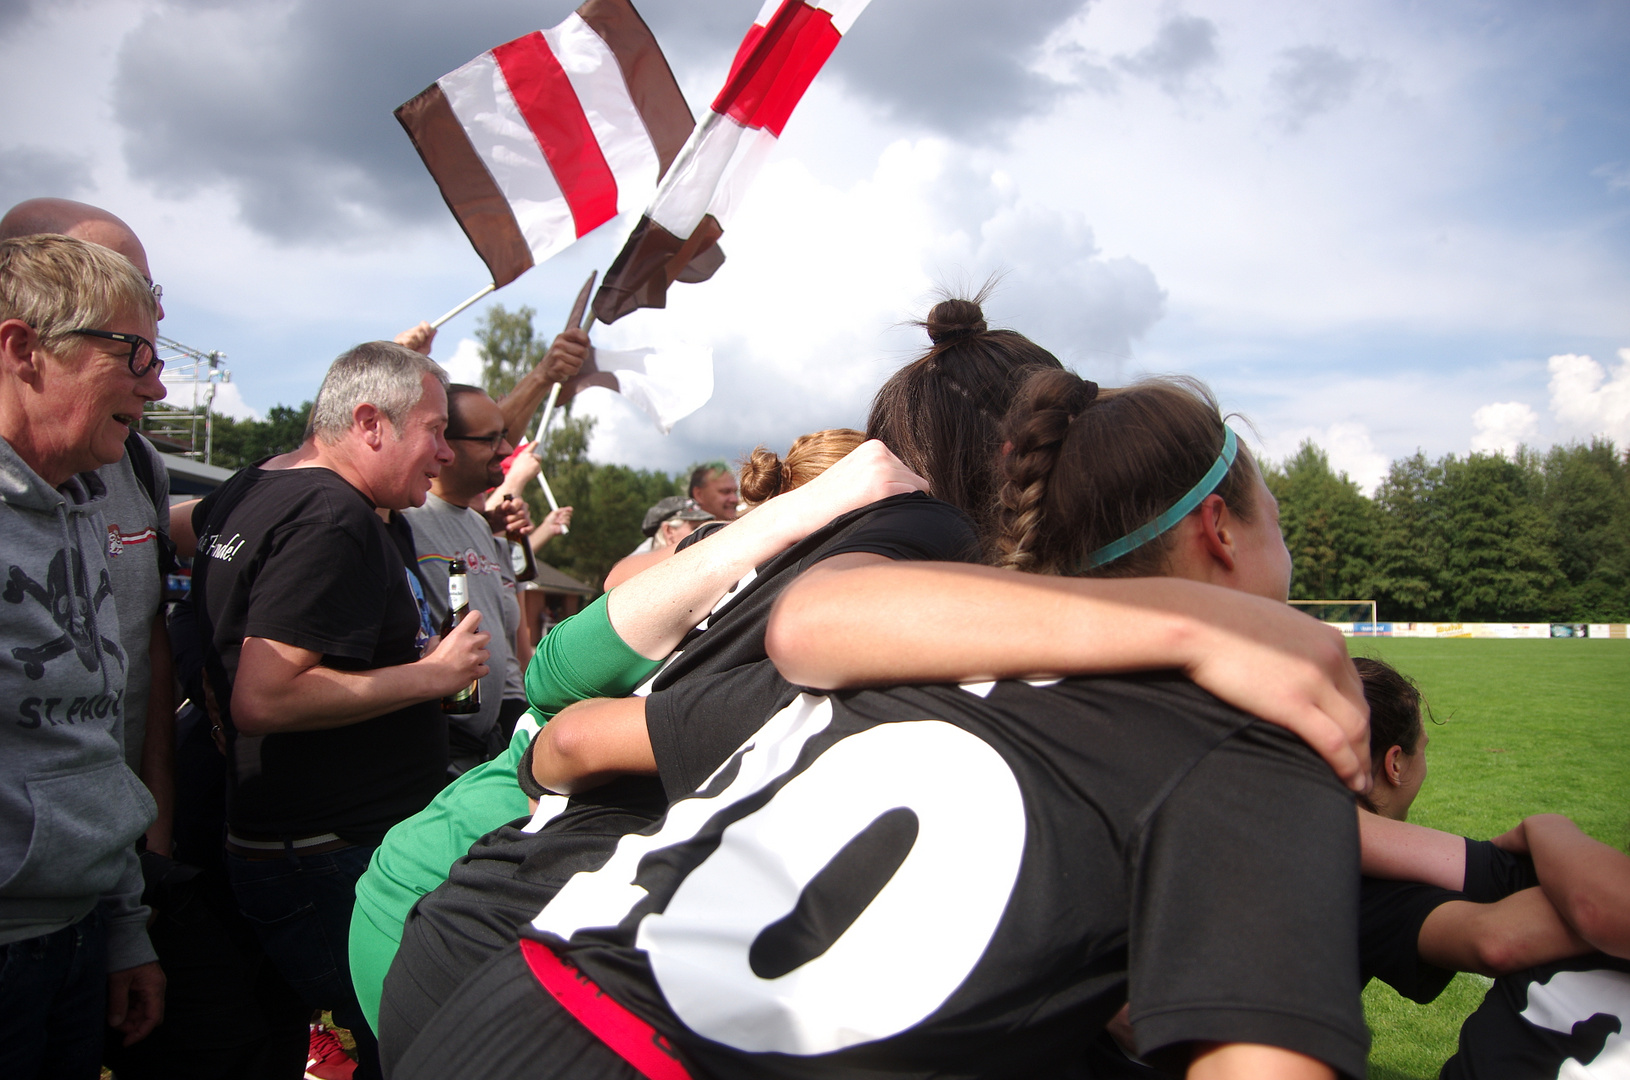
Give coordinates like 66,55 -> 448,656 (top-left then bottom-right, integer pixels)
305,1024 -> 356,1080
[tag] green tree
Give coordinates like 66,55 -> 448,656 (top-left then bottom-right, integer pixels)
475,304 -> 548,401
203,402 -> 312,469
1535,439 -> 1630,620
1435,452 -> 1561,621
1370,452 -> 1448,621
139,399 -> 312,470
1263,441 -> 1378,603
525,413 -> 680,592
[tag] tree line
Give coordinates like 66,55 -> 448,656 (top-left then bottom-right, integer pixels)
153,301 -> 1630,617
1266,439 -> 1630,623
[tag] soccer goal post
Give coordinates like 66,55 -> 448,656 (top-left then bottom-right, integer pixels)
1288,599 -> 1380,634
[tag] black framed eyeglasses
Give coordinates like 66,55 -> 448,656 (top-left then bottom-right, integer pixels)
446,431 -> 508,451
69,328 -> 164,378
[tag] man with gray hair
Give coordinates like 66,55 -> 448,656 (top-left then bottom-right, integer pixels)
0,198 -> 178,861
0,234 -> 166,1074
189,340 -> 489,1079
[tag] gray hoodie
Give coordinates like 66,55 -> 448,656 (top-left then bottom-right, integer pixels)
0,434 -> 156,972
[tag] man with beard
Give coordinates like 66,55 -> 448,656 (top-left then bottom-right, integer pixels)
401,384 -> 532,777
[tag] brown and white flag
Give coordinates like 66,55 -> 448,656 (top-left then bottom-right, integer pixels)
396,0 -> 695,287
592,0 -> 873,323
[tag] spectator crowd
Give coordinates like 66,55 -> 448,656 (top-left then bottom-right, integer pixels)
1,197 -> 1625,1080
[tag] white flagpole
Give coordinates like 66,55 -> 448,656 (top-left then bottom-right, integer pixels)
530,287 -> 599,535
430,283 -> 496,329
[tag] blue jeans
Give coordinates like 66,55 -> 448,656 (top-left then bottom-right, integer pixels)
0,909 -> 107,1080
226,844 -> 380,1079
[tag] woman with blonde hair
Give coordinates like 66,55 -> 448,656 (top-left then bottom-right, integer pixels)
738,429 -> 867,508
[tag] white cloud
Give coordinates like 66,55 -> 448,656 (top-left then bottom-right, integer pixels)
208,382 -> 262,422
439,337 -> 485,386
155,373 -> 262,422
1470,401 -> 1539,457
1548,349 -> 1630,444
1254,421 -> 1390,495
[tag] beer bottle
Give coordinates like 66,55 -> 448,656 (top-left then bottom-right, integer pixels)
503,494 -> 538,582
441,557 -> 481,714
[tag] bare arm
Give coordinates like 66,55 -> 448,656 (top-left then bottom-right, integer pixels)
1417,889 -> 1591,975
1187,1043 -> 1332,1080
497,329 -> 589,447
767,561 -> 1370,790
140,614 -> 175,856
230,614 -> 489,735
530,696 -> 656,794
604,544 -> 676,591
1494,814 -> 1630,958
605,440 -> 928,660
1357,810 -> 1468,891
169,498 -> 199,559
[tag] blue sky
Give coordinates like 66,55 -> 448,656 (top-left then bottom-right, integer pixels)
2,0 -> 1626,491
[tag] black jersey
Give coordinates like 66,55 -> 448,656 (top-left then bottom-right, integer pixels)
379,495 -> 979,1065
527,675 -> 1368,1080
191,465 -> 446,844
1441,953 -> 1630,1079
1362,839 -> 1544,1004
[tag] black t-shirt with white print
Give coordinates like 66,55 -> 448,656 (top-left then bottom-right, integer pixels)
526,674 -> 1369,1080
1442,952 -> 1630,1080
1373,839 -> 1627,1080
380,495 -> 979,1059
192,466 -> 446,845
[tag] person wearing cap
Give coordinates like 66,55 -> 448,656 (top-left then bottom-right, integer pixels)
644,496 -> 715,550
602,498 -> 719,592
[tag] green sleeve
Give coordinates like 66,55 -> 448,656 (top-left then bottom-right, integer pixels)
525,591 -> 663,713
349,591 -> 662,1034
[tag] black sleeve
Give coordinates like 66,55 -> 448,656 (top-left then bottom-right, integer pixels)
806,495 -> 979,567
1461,838 -> 1540,902
646,659 -> 798,800
516,732 -> 557,799
673,520 -> 728,553
1359,877 -> 1463,1003
1130,722 -> 1369,1080
244,516 -> 390,661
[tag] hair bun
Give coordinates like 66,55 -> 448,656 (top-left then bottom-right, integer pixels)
925,298 -> 987,345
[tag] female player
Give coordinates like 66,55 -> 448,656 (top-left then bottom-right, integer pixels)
392,367 -> 1369,1080
1351,657 -> 1629,1078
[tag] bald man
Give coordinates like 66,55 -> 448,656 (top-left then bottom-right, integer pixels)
0,200 -> 176,860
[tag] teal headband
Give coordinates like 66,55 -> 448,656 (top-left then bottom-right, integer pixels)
1085,426 -> 1240,569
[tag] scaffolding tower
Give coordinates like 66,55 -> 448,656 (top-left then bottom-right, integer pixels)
141,334 -> 231,464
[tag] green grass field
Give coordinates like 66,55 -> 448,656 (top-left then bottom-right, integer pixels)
1345,638 -> 1630,1078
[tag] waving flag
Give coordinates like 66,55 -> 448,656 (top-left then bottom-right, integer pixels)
396,0 -> 695,287
560,343 -> 714,434
592,0 -> 873,323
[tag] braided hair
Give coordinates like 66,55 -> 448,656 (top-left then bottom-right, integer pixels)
995,370 -> 1260,577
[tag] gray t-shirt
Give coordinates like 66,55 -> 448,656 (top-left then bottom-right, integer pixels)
95,435 -> 169,776
400,494 -> 522,748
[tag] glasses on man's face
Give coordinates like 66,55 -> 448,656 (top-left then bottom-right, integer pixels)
145,280 -> 163,304
69,328 -> 164,378
446,431 -> 508,452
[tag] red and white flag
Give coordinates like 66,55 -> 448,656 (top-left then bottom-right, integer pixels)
592,0 -> 872,323
396,0 -> 696,288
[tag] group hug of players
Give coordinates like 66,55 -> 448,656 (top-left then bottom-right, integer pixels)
357,297 -> 1630,1080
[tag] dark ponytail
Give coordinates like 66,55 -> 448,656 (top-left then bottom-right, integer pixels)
866,290 -> 1063,548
